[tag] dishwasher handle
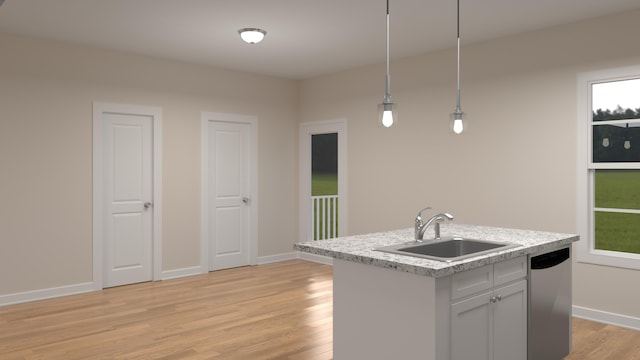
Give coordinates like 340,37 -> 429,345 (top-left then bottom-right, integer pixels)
531,247 -> 570,270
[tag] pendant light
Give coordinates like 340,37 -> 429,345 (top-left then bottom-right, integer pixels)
378,0 -> 398,128
450,0 -> 466,134
624,123 -> 632,150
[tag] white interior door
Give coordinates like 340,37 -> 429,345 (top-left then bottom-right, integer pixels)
208,121 -> 250,270
103,113 -> 153,287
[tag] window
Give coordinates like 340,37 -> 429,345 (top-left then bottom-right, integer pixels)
577,66 -> 640,270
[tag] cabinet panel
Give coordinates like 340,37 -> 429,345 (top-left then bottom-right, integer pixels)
494,256 -> 527,286
451,265 -> 493,300
451,292 -> 493,360
333,259 -> 439,360
493,280 -> 527,360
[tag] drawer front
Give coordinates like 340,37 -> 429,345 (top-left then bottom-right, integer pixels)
451,264 -> 493,300
494,256 -> 527,286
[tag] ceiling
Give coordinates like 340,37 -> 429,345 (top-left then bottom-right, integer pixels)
1,0 -> 639,80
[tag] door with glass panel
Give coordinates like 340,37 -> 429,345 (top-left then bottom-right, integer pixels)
300,120 -> 347,241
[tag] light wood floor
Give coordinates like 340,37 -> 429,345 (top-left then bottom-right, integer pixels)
1,260 -> 639,359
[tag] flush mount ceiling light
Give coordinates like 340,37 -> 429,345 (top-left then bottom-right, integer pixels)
377,0 -> 398,128
238,28 -> 267,44
450,0 -> 466,134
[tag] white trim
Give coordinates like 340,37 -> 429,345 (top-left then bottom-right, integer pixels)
161,266 -> 203,281
299,119 -> 348,242
297,251 -> 334,265
594,207 -> 640,214
573,305 -> 640,332
0,252 -> 330,306
0,282 -> 95,307
200,112 -> 259,272
258,252 -> 298,265
589,162 -> 640,170
576,66 -> 640,271
93,102 -> 163,289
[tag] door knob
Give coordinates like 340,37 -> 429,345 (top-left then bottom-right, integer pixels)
242,197 -> 250,204
144,202 -> 153,209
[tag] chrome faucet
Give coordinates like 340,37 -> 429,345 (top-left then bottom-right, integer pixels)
414,207 -> 432,240
414,207 -> 454,241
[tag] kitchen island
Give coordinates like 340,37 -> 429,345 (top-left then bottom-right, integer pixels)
294,224 -> 579,360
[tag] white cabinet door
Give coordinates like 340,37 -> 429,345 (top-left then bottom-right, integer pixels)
451,273 -> 527,360
451,291 -> 493,360
493,280 -> 527,360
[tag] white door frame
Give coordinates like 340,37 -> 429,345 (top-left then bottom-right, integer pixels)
200,112 -> 258,272
299,119 -> 347,241
92,102 -> 163,290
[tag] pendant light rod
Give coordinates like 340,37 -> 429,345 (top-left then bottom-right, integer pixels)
384,0 -> 391,101
455,0 -> 461,112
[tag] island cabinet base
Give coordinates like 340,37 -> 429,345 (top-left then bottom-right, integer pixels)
333,259 -> 450,360
333,256 -> 528,360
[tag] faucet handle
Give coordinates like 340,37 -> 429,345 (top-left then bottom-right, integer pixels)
416,206 -> 432,221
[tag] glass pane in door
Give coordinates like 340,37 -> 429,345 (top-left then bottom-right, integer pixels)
311,133 -> 338,240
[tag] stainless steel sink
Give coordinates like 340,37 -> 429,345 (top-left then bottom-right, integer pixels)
375,237 -> 518,262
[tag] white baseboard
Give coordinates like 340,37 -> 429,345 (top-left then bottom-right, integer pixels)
573,305 -> 640,331
0,282 -> 95,307
161,266 -> 203,281
258,252 -> 298,264
297,251 -> 334,265
0,253 -> 326,307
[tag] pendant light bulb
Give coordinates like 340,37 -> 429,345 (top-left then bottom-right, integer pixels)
451,108 -> 465,134
378,99 -> 397,128
382,108 -> 394,128
453,118 -> 464,134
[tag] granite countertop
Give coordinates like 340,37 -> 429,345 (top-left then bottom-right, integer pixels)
294,223 -> 579,278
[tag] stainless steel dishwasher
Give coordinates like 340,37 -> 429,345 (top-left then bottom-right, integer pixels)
528,246 -> 572,360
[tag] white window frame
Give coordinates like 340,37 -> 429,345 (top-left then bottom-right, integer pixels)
577,65 -> 640,270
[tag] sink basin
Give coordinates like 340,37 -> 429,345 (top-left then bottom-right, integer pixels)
375,237 -> 518,262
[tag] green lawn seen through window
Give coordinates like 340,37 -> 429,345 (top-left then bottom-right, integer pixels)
595,212 -> 640,255
595,170 -> 640,209
594,170 -> 640,254
312,173 -> 338,196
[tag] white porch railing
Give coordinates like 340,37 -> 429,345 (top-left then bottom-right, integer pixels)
311,195 -> 339,240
